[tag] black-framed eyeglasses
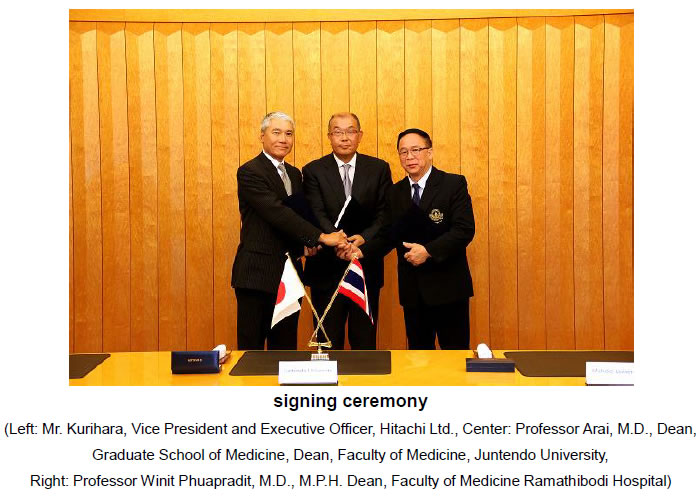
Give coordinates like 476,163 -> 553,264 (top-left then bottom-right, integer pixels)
398,147 -> 430,158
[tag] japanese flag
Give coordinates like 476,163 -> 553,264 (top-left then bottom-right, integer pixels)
271,256 -> 305,327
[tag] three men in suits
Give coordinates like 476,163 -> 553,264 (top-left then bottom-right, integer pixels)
341,128 -> 475,349
303,113 -> 392,349
231,112 -> 346,350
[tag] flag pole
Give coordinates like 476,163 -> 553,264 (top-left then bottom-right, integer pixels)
308,254 -> 358,346
284,253 -> 331,349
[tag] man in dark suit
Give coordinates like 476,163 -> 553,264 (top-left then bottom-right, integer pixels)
302,113 -> 392,349
231,111 -> 346,350
340,128 -> 475,349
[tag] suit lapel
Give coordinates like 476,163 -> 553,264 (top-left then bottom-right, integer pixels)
258,152 -> 288,198
419,167 -> 443,211
323,154 -> 348,207
351,154 -> 368,201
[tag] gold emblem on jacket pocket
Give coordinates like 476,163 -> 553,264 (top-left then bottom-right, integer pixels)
429,209 -> 444,223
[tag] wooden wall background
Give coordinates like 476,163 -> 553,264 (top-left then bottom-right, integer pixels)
69,10 -> 633,353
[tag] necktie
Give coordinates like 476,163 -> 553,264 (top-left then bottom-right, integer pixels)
412,183 -> 421,205
278,164 -> 292,196
342,164 -> 352,198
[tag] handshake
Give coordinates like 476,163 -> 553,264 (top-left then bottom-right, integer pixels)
306,231 -> 364,261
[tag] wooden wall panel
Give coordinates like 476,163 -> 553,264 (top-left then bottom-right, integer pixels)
238,23 -> 266,163
460,19 -> 489,347
70,22 -> 103,353
431,19 -> 460,172
126,23 -> 158,351
545,17 -> 575,349
321,21 -> 349,155
154,23 -> 186,350
211,23 -> 239,349
349,21 -> 377,155
488,18 -> 518,349
97,23 -> 131,352
404,20 -> 432,134
293,23 -> 323,168
266,23 -> 295,164
69,119 -> 74,353
573,16 -> 605,349
603,14 -> 634,350
377,20 -> 405,349
183,24 -> 214,350
516,17 -> 546,349
69,13 -> 633,353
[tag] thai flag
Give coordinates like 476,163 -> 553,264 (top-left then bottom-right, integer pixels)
338,258 -> 373,324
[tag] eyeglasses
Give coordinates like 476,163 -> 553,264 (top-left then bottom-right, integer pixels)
398,147 -> 430,158
330,129 -> 359,138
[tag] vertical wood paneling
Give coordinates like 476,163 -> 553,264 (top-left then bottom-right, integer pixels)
154,23 -> 186,350
460,19 -> 489,347
488,18 -> 518,349
126,23 -> 158,351
603,14 -> 634,350
431,19 -> 460,172
238,23 -> 266,163
69,13 -> 633,354
97,23 -> 131,352
69,121 -> 74,353
349,21 -> 377,155
516,18 -> 546,349
377,20 -> 405,348
404,20 -> 432,133
321,21 -> 349,155
293,22 -> 323,168
183,23 -> 214,350
70,22 -> 103,353
574,16 -> 605,349
545,17 -> 575,349
266,23 -> 295,164
211,23 -> 239,349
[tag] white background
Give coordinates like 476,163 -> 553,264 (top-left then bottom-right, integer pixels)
1,2 -> 698,498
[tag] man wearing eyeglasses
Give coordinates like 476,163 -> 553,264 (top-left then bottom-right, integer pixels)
340,128 -> 475,350
231,111 -> 347,350
302,113 -> 392,350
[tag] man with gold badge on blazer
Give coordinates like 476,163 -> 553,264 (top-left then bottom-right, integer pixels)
338,128 -> 475,349
231,112 -> 346,351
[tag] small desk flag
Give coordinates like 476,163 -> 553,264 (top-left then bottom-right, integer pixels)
338,258 -> 373,324
271,256 -> 305,327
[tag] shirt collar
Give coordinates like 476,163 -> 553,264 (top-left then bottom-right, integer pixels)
262,150 -> 284,169
333,153 -> 357,169
410,166 -> 433,190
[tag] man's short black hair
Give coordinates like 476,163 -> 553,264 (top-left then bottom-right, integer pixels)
397,128 -> 432,149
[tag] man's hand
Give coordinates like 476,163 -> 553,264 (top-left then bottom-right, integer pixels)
403,242 -> 430,266
319,230 -> 347,247
336,243 -> 363,261
347,234 -> 366,247
304,245 -> 321,257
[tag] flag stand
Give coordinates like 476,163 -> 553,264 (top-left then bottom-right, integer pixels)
307,254 -> 358,360
285,253 -> 334,360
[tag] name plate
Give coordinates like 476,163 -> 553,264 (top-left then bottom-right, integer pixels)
278,361 -> 338,385
586,362 -> 634,386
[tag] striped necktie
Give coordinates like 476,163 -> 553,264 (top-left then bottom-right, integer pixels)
278,164 -> 292,196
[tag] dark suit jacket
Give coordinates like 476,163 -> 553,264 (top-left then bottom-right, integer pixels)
231,152 -> 322,294
302,153 -> 392,291
363,167 -> 475,307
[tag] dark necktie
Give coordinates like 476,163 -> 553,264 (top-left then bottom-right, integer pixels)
412,183 -> 421,205
342,164 -> 352,198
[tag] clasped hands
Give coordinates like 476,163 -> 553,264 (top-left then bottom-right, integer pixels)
333,237 -> 430,267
